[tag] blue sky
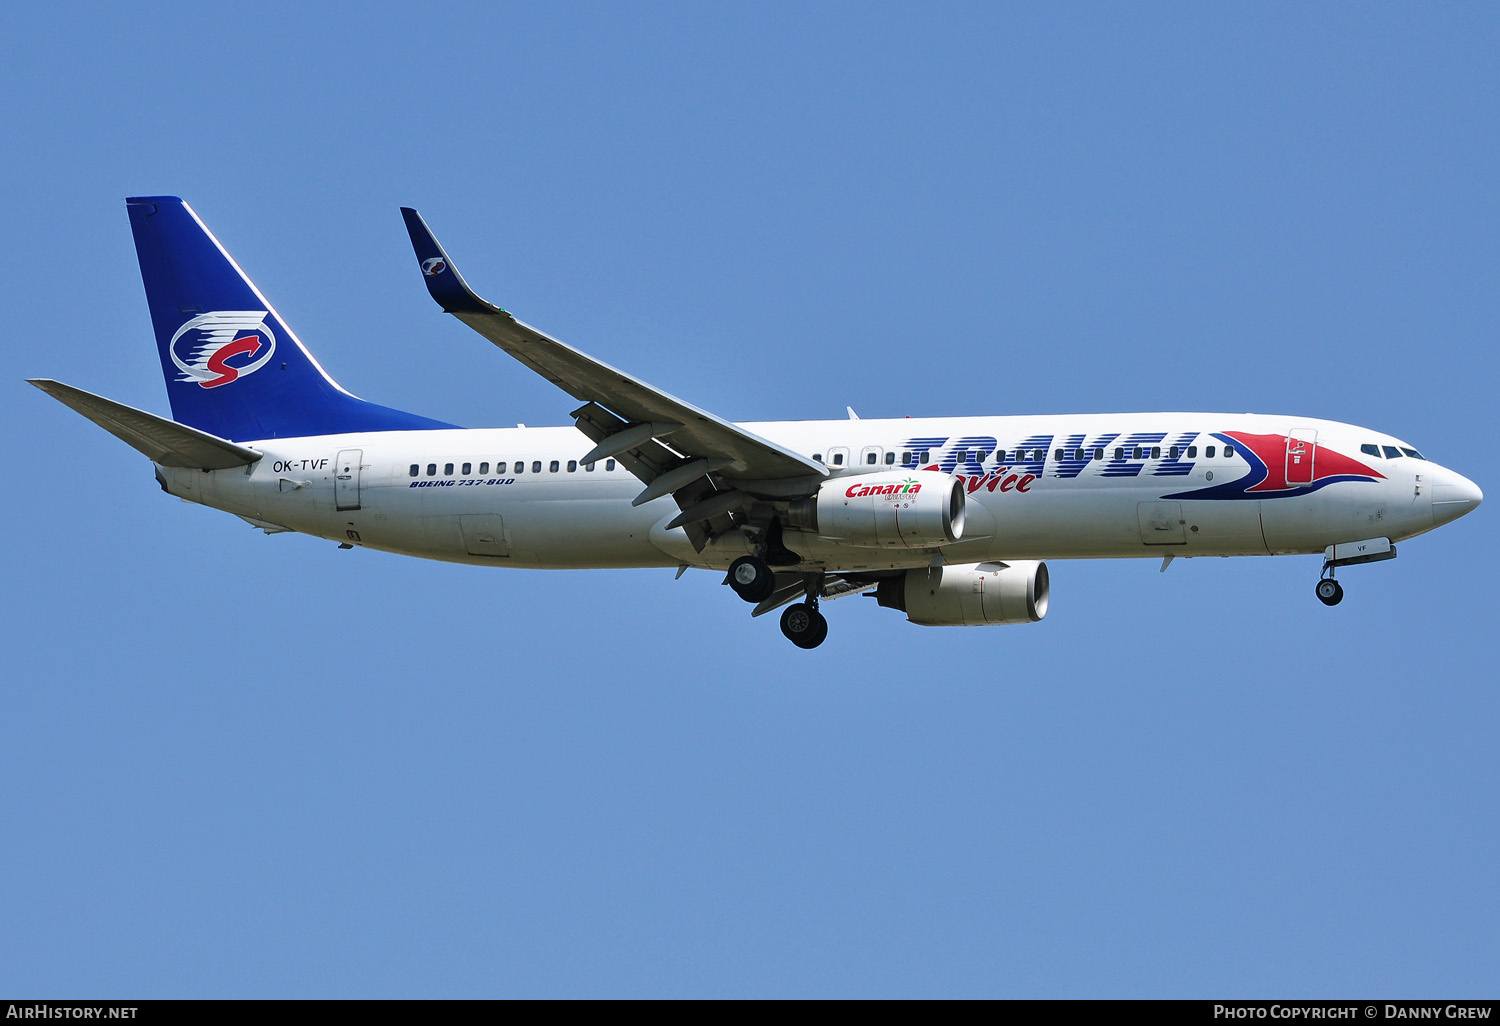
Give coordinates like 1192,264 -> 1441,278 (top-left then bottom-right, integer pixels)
1,2 -> 1494,997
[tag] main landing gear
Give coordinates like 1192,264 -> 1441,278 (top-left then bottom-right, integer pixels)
727,555 -> 776,603
725,555 -> 830,648
724,518 -> 830,648
780,601 -> 828,649
726,519 -> 801,605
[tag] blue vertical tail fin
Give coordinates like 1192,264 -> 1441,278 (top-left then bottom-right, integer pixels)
127,196 -> 453,441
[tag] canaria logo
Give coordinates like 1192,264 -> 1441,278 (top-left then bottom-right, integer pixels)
421,257 -> 447,277
169,311 -> 277,389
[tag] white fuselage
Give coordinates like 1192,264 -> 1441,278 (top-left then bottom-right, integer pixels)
159,412 -> 1463,573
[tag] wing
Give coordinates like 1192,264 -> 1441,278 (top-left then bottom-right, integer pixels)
400,208 -> 827,549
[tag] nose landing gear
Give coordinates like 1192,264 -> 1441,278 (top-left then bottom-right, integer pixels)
1315,576 -> 1344,606
1315,538 -> 1397,606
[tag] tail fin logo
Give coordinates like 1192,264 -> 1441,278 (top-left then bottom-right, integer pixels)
169,311 -> 277,389
421,257 -> 447,277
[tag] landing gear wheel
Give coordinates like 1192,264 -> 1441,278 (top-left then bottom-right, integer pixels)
780,603 -> 829,649
727,555 -> 775,603
1316,578 -> 1344,606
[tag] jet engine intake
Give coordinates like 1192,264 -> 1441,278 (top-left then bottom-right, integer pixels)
876,560 -> 1049,626
786,471 -> 964,548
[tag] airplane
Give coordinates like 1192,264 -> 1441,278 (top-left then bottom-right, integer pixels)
31,197 -> 1483,649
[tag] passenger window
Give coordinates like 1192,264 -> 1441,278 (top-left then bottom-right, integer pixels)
866,452 -> 877,465
549,460 -> 560,473
514,461 -> 524,475
1055,448 -> 1064,461
496,462 -> 507,473
1205,446 -> 1215,459
462,462 -> 472,475
409,464 -> 419,477
1094,448 -> 1103,460
1223,445 -> 1235,458
1115,448 -> 1124,460
1361,443 -> 1381,457
567,460 -> 577,472
444,463 -> 454,476
813,453 -> 823,463
1383,445 -> 1401,459
833,453 -> 844,466
1132,447 -> 1142,459
1401,448 -> 1425,460
585,461 -> 595,472
606,459 -> 616,471
479,462 -> 489,475
956,450 -> 968,463
532,461 -> 542,473
1151,447 -> 1161,459
1169,446 -> 1179,460
921,451 -> 931,463
1187,446 -> 1197,459
884,451 -> 896,465
427,464 -> 437,477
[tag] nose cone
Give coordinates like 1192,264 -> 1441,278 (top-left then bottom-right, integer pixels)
1431,465 -> 1483,527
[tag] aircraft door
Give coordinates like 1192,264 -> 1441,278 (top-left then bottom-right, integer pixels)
459,514 -> 509,556
1286,429 -> 1317,486
1137,501 -> 1187,545
335,448 -> 363,511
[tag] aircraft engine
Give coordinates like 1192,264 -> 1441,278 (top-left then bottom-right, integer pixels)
875,560 -> 1049,625
786,470 -> 964,548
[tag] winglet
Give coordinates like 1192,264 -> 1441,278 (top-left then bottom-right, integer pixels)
400,208 -> 500,316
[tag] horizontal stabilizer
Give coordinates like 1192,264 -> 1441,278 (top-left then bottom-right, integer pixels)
30,379 -> 261,469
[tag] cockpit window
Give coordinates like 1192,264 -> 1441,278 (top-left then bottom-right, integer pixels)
1361,443 -> 1380,458
1382,445 -> 1401,460
1400,447 -> 1426,460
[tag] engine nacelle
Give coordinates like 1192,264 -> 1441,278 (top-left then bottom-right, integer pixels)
787,471 -> 965,548
876,561 -> 1049,626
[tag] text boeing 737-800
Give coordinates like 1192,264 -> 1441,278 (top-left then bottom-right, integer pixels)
31,197 -> 1482,648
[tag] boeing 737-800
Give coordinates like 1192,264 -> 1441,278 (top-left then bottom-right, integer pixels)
31,197 -> 1483,648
